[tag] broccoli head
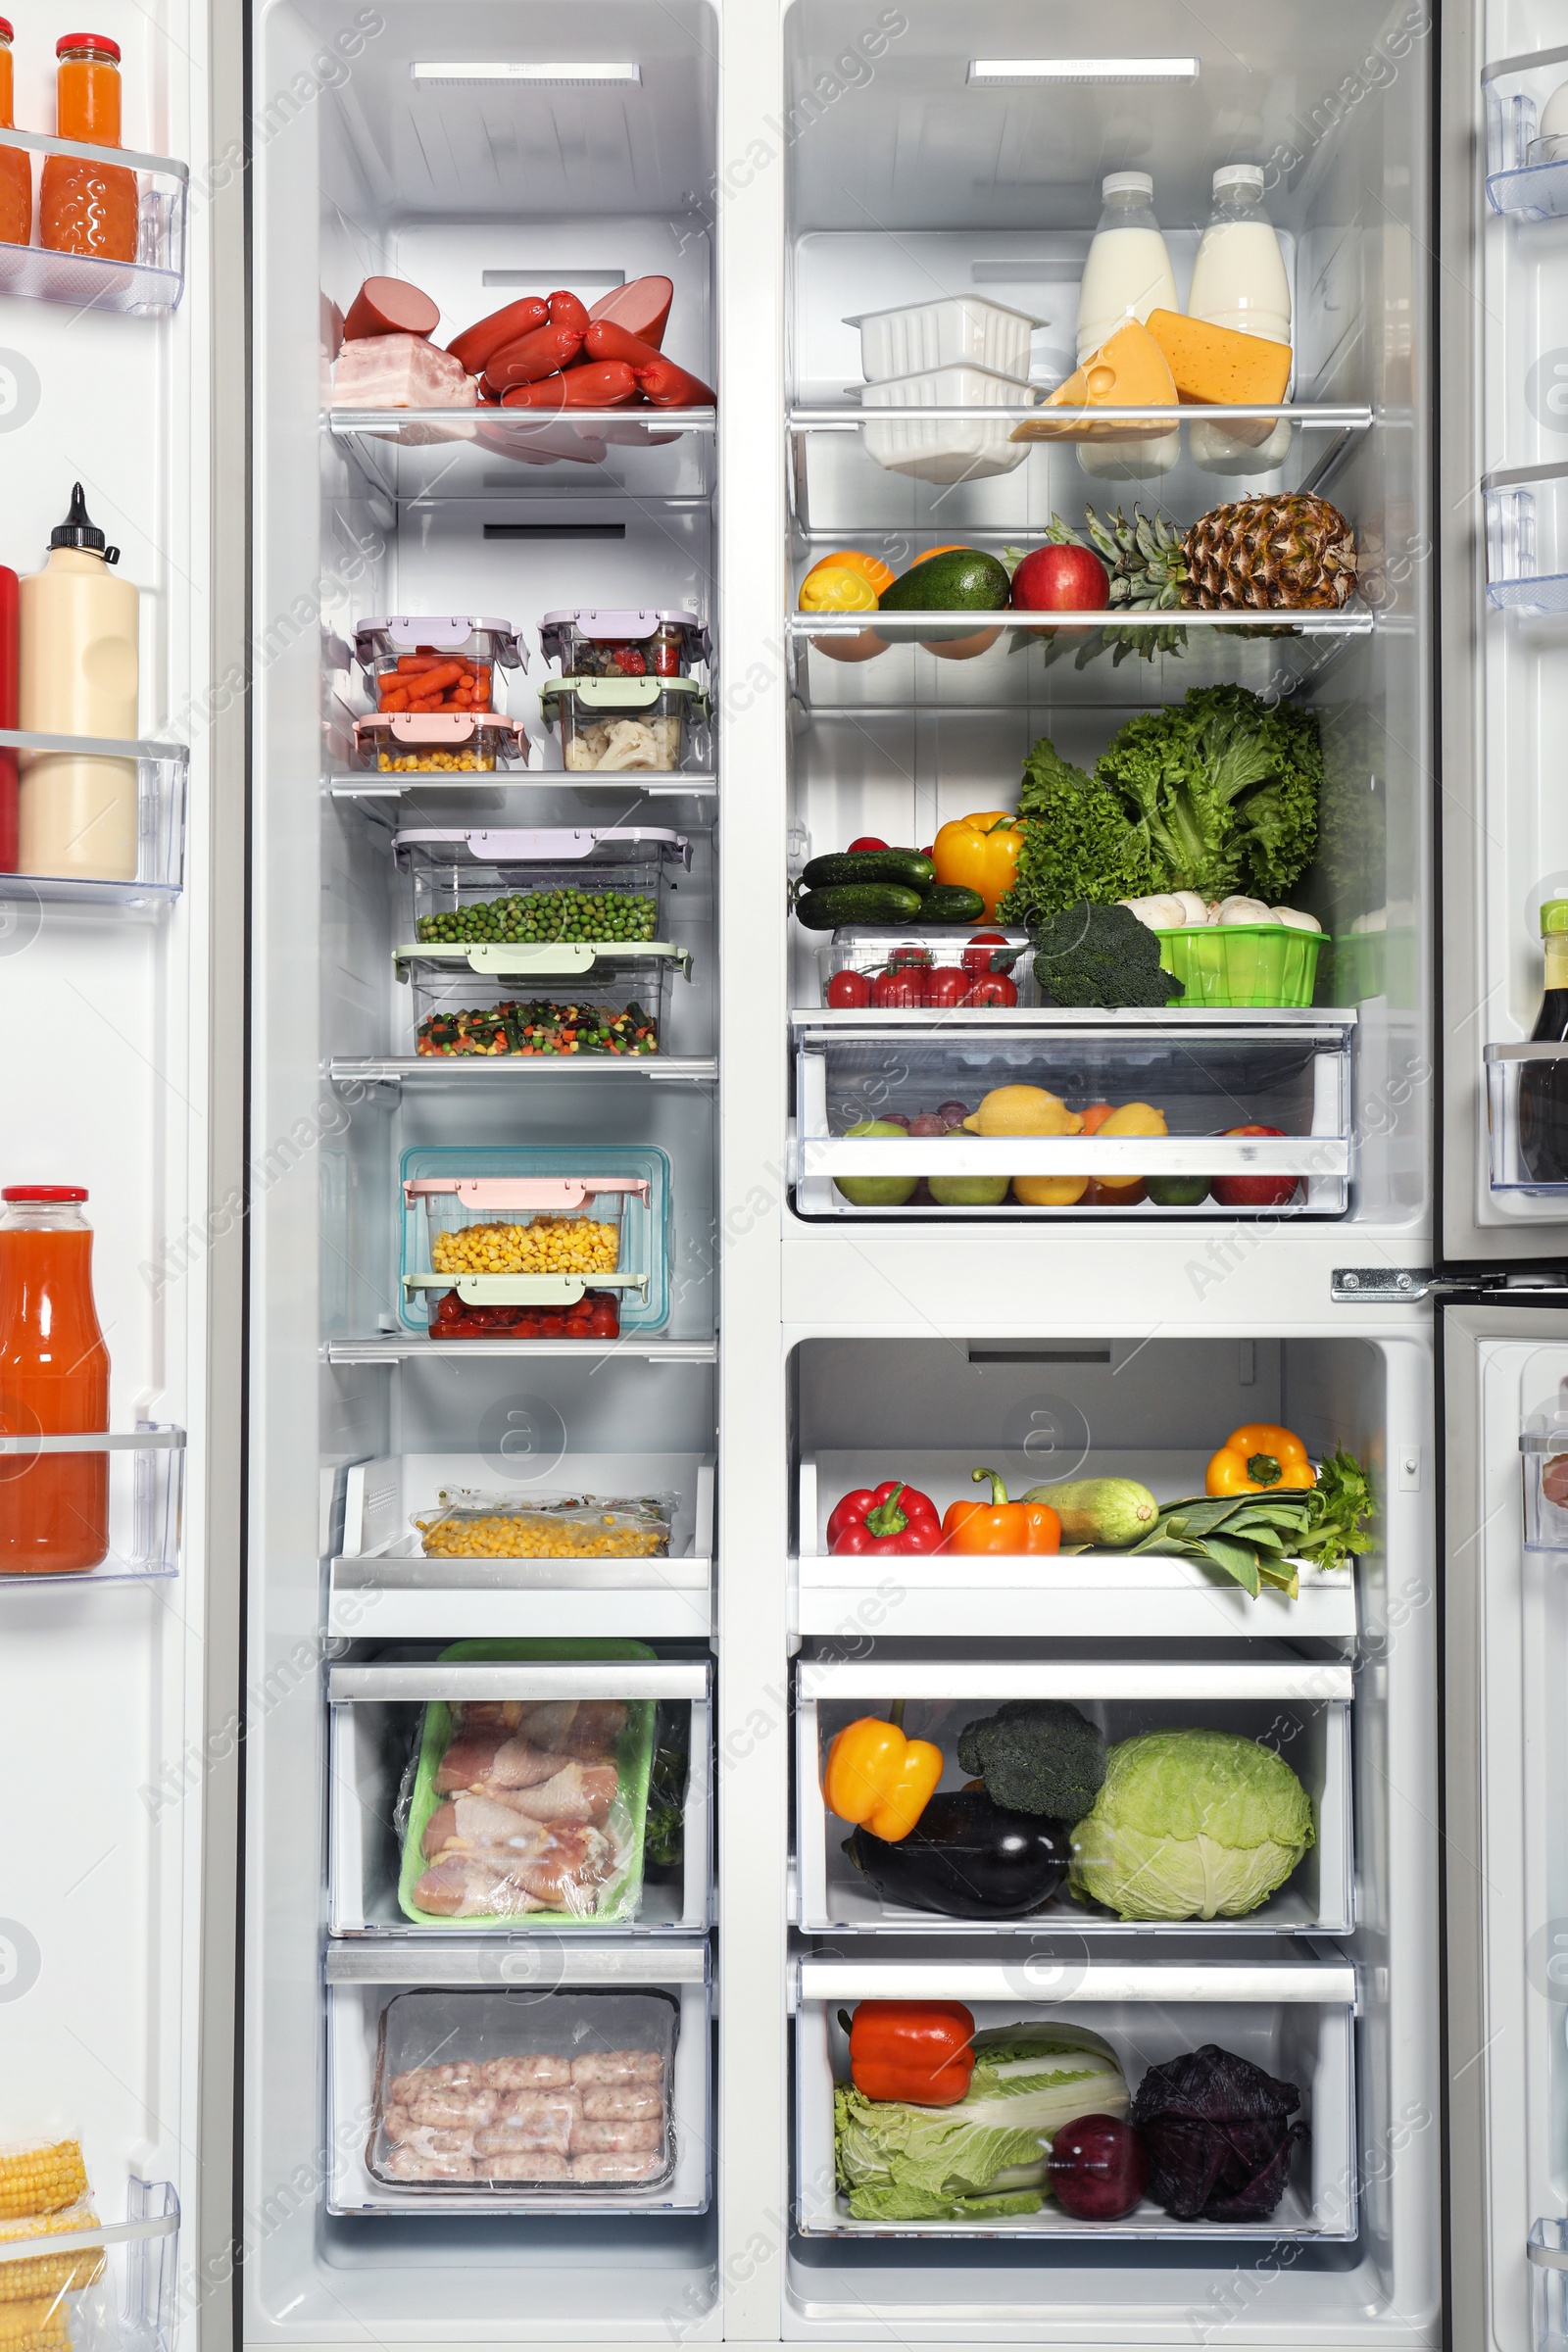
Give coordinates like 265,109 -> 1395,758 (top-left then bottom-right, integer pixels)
1031,900 -> 1185,1009
956,1699 -> 1107,1821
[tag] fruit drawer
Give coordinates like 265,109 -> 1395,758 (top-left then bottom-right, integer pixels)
324,1938 -> 711,2216
793,1952 -> 1357,2241
327,1651 -> 710,1936
791,1012 -> 1354,1217
796,1652 -> 1352,1936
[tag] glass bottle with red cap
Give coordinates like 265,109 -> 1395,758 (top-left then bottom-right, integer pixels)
38,33 -> 137,262
0,20 -> 30,248
0,1184 -> 110,1573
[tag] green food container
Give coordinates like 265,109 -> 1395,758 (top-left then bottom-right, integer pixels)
1154,923 -> 1322,1009
397,1637 -> 658,1929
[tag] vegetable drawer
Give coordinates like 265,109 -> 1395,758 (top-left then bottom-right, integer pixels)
325,1938 -> 711,2216
327,1651 -> 711,1936
792,1011 -> 1355,1217
328,1450 -> 713,1640
793,1953 -> 1357,2240
797,1653 -> 1352,1936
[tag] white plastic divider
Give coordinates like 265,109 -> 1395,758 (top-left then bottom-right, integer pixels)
329,1662 -> 709,1701
793,1959 -> 1357,2242
796,1658 -> 1355,1701
323,1936 -> 711,2217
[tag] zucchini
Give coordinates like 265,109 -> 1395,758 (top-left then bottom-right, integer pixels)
1022,1476 -> 1159,1548
802,849 -> 935,892
917,884 -> 987,923
795,884 -> 924,930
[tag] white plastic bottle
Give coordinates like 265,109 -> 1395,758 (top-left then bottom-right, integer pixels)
1076,172 -> 1180,481
1188,165 -> 1294,476
18,484 -> 139,880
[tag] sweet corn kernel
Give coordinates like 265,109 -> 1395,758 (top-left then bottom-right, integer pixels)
0,2148 -> 86,2225
0,2302 -> 71,2352
416,1511 -> 664,1559
429,1217 -> 618,1277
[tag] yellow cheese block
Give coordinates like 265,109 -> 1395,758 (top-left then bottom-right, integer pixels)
1011,318 -> 1177,444
1145,309 -> 1291,446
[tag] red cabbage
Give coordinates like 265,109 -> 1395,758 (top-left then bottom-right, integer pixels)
1129,2043 -> 1308,2222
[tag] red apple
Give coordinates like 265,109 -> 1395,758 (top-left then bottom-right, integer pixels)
1211,1123 -> 1299,1209
1010,544 -> 1111,612
1048,2114 -> 1149,2221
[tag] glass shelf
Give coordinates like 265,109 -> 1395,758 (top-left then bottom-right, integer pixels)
329,407 -> 716,505
0,126 -> 186,315
0,1424 -> 184,1587
331,1054 -> 716,1087
0,727 -> 186,903
330,769 -> 716,805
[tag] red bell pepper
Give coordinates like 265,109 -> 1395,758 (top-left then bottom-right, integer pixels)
846,2001 -> 975,2106
827,1480 -> 947,1556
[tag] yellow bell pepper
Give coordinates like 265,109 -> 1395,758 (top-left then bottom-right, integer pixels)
821,1714 -> 944,1842
931,811 -> 1024,917
1206,1423 -> 1317,1495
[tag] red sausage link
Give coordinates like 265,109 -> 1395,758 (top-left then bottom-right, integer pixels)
483,321 -> 587,393
343,275 -> 440,340
587,274 -> 673,350
500,362 -> 640,410
582,318 -> 664,369
546,288 -> 591,334
631,354 -> 717,408
447,295 -> 549,374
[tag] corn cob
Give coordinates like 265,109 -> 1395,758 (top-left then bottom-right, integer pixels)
0,2201 -> 104,2303
0,2148 -> 86,2224
0,2298 -> 70,2352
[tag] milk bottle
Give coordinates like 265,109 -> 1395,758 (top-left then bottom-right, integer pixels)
1188,165 -> 1294,475
1076,172 -> 1180,480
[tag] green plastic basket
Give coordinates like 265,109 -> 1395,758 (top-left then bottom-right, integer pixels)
1155,923 -> 1322,1009
397,1637 -> 658,1929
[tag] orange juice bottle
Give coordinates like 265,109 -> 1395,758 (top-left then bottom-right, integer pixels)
0,1185 -> 111,1573
39,33 -> 137,262
0,21 -> 30,248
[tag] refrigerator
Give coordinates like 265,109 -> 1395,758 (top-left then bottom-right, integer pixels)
5,0 -> 1568,2344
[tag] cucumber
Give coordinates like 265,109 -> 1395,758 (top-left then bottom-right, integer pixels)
795,884 -> 924,930
1021,1476 -> 1158,1548
917,884 -> 987,923
878,548 -> 1011,613
802,849 -> 935,892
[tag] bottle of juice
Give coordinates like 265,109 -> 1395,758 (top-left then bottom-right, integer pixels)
0,1185 -> 111,1574
39,33 -> 137,263
0,21 -> 31,248
19,483 -> 139,881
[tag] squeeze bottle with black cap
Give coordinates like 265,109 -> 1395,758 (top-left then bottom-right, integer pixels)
19,483 -> 138,880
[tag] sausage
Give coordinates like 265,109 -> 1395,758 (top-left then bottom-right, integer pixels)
547,288 -> 591,334
631,354 -> 716,408
588,274 -> 673,350
582,318 -> 664,370
343,275 -> 440,341
446,295 -> 548,375
500,364 -> 639,411
483,321 -> 587,394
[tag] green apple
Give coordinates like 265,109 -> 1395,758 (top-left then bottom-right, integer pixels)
833,1119 -> 917,1207
928,1133 -> 1010,1207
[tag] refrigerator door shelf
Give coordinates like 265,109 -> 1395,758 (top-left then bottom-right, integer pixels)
797,1666 -> 1352,1936
1486,1045 -> 1568,1194
1532,2217 -> 1568,2349
794,1961 -> 1355,2240
1485,47 -> 1568,214
0,1423 -> 184,1589
0,126 -> 187,316
324,1952 -> 711,2217
329,408 -> 716,505
0,730 -> 186,903
0,2176 -> 181,2350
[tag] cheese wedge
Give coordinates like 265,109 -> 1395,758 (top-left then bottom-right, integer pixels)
1145,309 -> 1291,446
1011,318 -> 1177,444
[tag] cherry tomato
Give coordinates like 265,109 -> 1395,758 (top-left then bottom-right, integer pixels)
827,968 -> 872,1007
962,972 -> 1019,1007
961,931 -> 1010,974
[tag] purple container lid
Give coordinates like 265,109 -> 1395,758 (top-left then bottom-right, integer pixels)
539,610 -> 702,637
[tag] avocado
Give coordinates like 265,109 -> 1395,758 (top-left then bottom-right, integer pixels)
833,1120 -> 916,1208
878,549 -> 1012,613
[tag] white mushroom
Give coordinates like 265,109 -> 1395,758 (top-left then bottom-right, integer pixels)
1216,896 -> 1276,925
1272,906 -> 1322,933
1171,891 -> 1212,925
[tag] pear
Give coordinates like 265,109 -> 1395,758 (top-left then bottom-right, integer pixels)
833,1119 -> 916,1208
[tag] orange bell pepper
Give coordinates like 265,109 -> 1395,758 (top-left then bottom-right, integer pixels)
822,1712 -> 944,1841
931,812 -> 1024,918
1205,1423 -> 1317,1495
941,1468 -> 1061,1555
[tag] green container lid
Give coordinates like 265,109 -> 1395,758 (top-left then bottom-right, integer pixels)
1543,899 -> 1568,935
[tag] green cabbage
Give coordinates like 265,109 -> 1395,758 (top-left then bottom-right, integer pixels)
1068,1729 -> 1314,1921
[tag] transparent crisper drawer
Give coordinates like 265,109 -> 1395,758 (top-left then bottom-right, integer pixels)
353,713 -> 524,773
792,1015 -> 1354,1217
399,1146 -> 670,1332
541,677 -> 709,773
328,1450 -> 714,1641
813,929 -> 1035,1009
324,1940 -> 711,2216
1485,469 -> 1568,612
1522,1385 -> 1568,1549
353,614 -> 527,719
0,1423 -> 183,1587
797,1653 -> 1351,1936
327,1649 -> 711,1936
794,1952 -> 1357,2240
1485,47 -> 1568,218
1487,1044 -> 1568,1190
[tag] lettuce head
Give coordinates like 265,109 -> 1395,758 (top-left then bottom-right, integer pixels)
1068,1729 -> 1314,1921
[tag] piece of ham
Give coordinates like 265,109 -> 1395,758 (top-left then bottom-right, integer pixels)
330,333 -> 477,412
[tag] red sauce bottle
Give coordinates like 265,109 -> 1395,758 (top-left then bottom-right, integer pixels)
0,21 -> 31,248
0,1184 -> 111,1573
39,34 -> 137,262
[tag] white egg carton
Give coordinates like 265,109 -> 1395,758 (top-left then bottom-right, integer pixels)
845,293 -> 1042,384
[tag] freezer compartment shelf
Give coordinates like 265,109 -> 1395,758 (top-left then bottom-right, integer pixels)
0,2175 -> 180,2351
329,408 -> 716,505
797,1650 -> 1352,1936
324,1938 -> 711,2217
0,1423 -> 183,1588
796,1451 -> 1358,1641
0,126 -> 187,314
328,1657 -> 711,1936
1485,1042 -> 1568,1194
328,1450 -> 713,1640
0,729 -> 186,903
794,1952 -> 1356,2241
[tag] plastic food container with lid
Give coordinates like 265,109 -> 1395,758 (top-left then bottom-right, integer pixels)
539,611 -> 709,679
845,294 -> 1043,386
541,677 -> 708,773
815,928 -> 1035,1009
856,363 -> 1034,484
354,615 -> 526,717
353,712 -> 523,773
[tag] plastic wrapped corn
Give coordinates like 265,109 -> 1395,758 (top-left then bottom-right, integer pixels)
414,1492 -> 675,1560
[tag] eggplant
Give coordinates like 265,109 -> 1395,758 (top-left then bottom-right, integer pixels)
847,1789 -> 1068,1918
